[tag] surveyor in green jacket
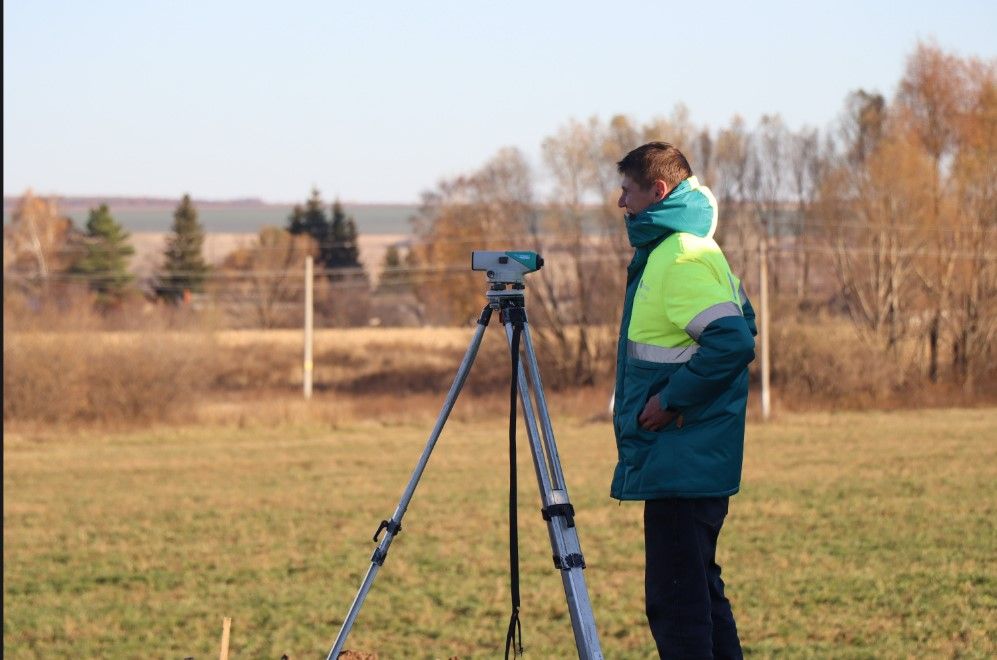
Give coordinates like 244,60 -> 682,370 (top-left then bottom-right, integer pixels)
613,142 -> 756,659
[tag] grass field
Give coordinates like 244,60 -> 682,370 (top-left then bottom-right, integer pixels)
3,407 -> 996,658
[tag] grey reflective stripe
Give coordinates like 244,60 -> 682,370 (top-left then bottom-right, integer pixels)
728,273 -> 749,308
627,340 -> 699,363
727,273 -> 739,301
685,302 -> 744,341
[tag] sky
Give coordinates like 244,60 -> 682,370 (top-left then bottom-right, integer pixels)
4,0 -> 996,204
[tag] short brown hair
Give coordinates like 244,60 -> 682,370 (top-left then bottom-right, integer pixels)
616,142 -> 692,191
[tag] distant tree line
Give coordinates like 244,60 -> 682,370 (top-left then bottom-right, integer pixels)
4,41 -> 993,396
3,188 -> 368,324
406,42 -> 995,392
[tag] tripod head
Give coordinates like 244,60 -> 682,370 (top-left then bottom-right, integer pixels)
471,250 -> 544,289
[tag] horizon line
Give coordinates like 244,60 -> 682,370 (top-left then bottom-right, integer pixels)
2,192 -> 421,208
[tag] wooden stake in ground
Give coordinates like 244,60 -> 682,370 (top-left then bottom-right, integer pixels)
219,617 -> 232,660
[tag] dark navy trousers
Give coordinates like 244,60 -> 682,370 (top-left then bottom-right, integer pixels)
644,497 -> 743,659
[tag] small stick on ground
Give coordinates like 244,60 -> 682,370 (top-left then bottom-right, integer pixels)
219,617 -> 232,660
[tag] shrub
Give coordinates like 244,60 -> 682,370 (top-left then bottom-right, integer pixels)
768,316 -> 910,406
3,332 -> 217,425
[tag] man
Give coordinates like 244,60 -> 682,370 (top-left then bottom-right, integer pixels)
611,142 -> 757,659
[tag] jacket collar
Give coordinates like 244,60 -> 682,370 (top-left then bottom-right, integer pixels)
625,176 -> 716,248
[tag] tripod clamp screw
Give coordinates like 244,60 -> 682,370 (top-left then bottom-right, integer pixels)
373,518 -> 402,543
541,503 -> 576,528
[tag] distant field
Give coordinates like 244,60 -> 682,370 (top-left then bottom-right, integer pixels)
4,204 -> 421,235
4,409 -> 996,658
127,232 -> 409,280
5,202 -> 419,280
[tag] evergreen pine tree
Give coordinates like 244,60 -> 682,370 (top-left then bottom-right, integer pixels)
157,194 -> 209,302
287,188 -> 333,266
286,190 -> 365,282
287,203 -> 307,234
287,188 -> 329,241
70,204 -> 134,308
328,199 -> 362,271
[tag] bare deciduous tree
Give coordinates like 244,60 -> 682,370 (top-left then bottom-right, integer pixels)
220,227 -> 315,328
411,147 -> 537,324
818,128 -> 934,354
712,116 -> 757,282
841,90 -> 886,165
787,127 -> 824,303
4,191 -> 80,281
897,42 -> 972,381
947,57 -> 997,390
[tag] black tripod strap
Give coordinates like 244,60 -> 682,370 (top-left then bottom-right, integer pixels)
505,318 -> 524,659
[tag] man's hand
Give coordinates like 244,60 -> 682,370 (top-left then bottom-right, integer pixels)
638,395 -> 684,432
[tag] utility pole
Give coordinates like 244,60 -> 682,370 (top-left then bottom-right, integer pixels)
759,236 -> 771,421
303,255 -> 314,399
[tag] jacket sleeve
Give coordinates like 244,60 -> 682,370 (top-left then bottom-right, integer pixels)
655,257 -> 756,411
657,317 -> 755,410
739,282 -> 758,337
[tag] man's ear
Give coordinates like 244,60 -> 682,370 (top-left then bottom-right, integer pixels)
653,180 -> 670,201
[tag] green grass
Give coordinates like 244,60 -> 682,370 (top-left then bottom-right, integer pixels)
4,408 -> 996,658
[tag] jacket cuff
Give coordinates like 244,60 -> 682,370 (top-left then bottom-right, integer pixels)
656,391 -> 679,412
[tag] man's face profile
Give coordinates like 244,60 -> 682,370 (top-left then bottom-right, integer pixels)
618,175 -> 660,217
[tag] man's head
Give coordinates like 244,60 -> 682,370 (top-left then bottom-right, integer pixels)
616,142 -> 692,216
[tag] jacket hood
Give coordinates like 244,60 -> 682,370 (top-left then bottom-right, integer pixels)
626,176 -> 718,248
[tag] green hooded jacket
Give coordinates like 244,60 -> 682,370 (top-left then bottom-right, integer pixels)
612,176 -> 756,500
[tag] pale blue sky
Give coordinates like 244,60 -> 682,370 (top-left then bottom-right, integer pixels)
4,1 -> 995,203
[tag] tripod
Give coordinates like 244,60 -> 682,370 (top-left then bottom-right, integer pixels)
327,268 -> 603,659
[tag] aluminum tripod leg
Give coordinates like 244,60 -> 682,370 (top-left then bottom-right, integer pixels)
501,311 -> 604,660
326,307 -> 492,660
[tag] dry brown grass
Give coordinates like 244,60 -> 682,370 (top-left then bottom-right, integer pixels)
5,310 -> 994,429
2,318 -> 615,428
3,331 -> 217,425
769,314 -> 997,409
770,316 -> 903,402
208,326 -> 515,395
